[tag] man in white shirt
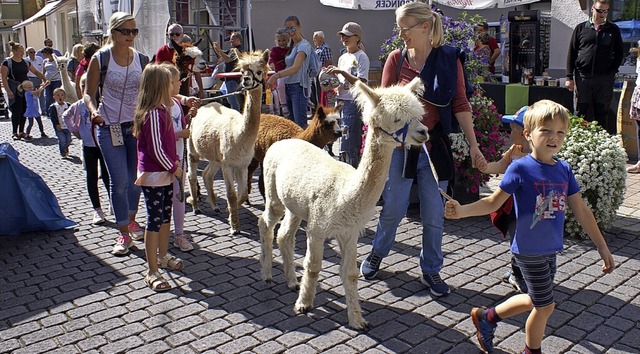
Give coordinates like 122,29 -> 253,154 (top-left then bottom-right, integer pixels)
25,47 -> 46,115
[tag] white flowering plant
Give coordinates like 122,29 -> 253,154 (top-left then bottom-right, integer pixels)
557,115 -> 627,238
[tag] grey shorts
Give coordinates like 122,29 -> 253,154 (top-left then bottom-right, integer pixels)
514,253 -> 557,307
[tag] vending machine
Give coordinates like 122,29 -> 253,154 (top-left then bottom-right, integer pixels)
508,10 -> 551,83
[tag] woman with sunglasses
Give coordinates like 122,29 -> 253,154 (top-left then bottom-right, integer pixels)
265,15 -> 314,129
360,2 -> 486,296
84,12 -> 149,255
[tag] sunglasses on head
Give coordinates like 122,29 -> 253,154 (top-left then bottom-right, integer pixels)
169,32 -> 182,37
113,28 -> 139,36
593,7 -> 609,14
284,26 -> 297,33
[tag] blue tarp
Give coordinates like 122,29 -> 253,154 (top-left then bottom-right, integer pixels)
0,143 -> 76,235
615,20 -> 640,40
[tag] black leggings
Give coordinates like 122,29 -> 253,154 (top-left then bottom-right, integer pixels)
10,94 -> 26,136
142,184 -> 173,232
26,116 -> 45,136
83,146 -> 110,209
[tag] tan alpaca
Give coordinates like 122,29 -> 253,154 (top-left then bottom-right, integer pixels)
54,53 -> 79,102
187,49 -> 269,235
247,104 -> 343,199
259,77 -> 428,329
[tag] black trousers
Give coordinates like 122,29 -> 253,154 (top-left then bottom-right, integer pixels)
9,94 -> 26,136
574,73 -> 616,134
83,145 -> 110,209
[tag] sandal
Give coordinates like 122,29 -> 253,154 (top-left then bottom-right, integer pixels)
627,164 -> 640,174
158,254 -> 185,271
145,271 -> 171,291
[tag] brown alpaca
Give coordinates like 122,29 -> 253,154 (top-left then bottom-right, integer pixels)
247,103 -> 343,199
171,39 -> 206,97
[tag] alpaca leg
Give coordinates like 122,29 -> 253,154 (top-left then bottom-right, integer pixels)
235,166 -> 249,206
276,213 -> 302,290
187,152 -> 201,214
246,158 -> 260,203
295,232 -> 324,314
259,201 -> 284,282
221,165 -> 240,235
258,164 -> 266,201
336,233 -> 368,330
203,163 -> 220,212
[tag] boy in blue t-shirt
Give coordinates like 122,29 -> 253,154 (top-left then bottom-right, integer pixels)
445,100 -> 615,354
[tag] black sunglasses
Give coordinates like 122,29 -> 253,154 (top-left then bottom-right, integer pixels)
592,7 -> 609,14
169,32 -> 182,37
113,28 -> 139,36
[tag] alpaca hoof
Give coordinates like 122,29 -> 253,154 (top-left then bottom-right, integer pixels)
294,302 -> 313,314
212,205 -> 221,213
230,228 -> 241,236
193,208 -> 201,215
349,318 -> 370,331
287,280 -> 300,291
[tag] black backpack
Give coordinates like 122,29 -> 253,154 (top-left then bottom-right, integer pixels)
95,48 -> 150,101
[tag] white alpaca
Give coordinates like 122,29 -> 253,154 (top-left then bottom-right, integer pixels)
259,77 -> 429,329
187,49 -> 269,235
54,53 -> 78,102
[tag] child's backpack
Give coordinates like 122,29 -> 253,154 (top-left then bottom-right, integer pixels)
307,48 -> 321,79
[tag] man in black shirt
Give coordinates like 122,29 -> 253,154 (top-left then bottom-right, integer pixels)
566,0 -> 623,134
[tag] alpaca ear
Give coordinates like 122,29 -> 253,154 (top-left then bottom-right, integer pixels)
172,39 -> 182,54
335,101 -> 343,113
64,52 -> 70,59
315,105 -> 326,121
352,80 -> 380,106
406,77 -> 425,98
194,38 -> 203,47
261,49 -> 270,66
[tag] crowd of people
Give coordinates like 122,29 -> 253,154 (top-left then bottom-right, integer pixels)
1,2 -> 628,353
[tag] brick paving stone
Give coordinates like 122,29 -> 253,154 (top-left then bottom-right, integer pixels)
55,330 -> 86,346
47,345 -> 80,354
84,318 -> 125,337
165,315 -> 204,334
12,339 -> 58,354
253,341 -> 286,354
99,336 -> 144,354
189,332 -> 233,351
19,325 -> 64,345
0,321 -> 41,340
216,335 -> 261,353
104,322 -> 147,342
127,341 -> 172,354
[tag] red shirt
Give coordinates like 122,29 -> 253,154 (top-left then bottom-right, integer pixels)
155,44 -> 175,64
269,46 -> 288,72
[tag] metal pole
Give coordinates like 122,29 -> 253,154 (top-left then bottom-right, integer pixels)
246,0 -> 252,52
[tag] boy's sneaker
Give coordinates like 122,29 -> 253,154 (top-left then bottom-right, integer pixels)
501,271 -> 528,294
420,272 -> 451,297
92,208 -> 106,225
24,135 -> 33,141
128,220 -> 144,241
471,307 -> 497,353
41,133 -> 48,138
173,234 -> 194,252
112,233 -> 133,255
360,250 -> 383,280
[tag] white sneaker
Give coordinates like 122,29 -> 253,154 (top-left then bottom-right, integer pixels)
173,234 -> 194,252
111,233 -> 133,255
92,208 -> 106,225
128,220 -> 145,241
105,203 -> 112,215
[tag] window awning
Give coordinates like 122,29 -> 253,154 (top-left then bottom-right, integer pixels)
12,0 -> 67,31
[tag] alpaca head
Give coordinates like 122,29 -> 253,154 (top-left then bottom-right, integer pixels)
309,102 -> 343,143
352,77 -> 428,146
172,38 -> 206,73
53,53 -> 70,71
237,49 -> 270,90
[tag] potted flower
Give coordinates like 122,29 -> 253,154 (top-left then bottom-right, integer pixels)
449,92 -> 507,199
557,115 -> 627,238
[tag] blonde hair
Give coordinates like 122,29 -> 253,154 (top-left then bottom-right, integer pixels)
133,64 -> 173,136
19,80 -> 33,92
159,62 -> 180,106
71,43 -> 84,59
396,2 -> 444,47
523,100 -> 570,133
53,87 -> 66,96
106,12 -> 136,46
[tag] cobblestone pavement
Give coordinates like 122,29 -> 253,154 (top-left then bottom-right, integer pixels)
1,118 -> 639,354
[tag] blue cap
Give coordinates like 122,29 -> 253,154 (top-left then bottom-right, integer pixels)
501,106 -> 527,127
